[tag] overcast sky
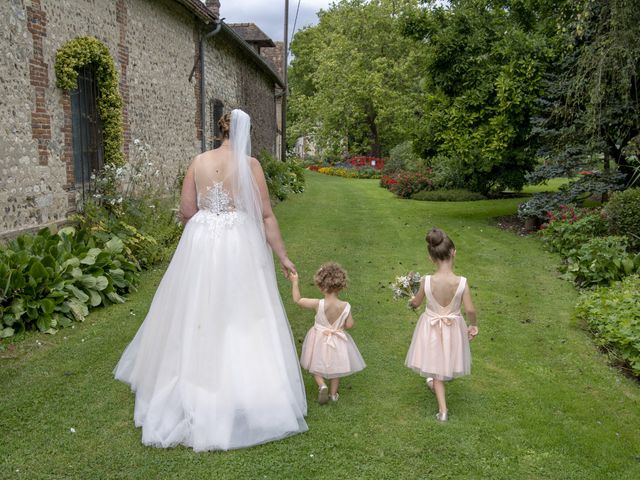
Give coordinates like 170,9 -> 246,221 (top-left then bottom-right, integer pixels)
217,1 -> 333,43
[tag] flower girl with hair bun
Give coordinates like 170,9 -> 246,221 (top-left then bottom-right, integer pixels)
406,228 -> 478,421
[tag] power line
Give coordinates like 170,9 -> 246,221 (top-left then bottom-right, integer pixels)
292,0 -> 302,37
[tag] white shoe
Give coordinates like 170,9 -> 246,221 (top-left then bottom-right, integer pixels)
426,377 -> 434,392
330,393 -> 340,402
435,411 -> 448,422
318,385 -> 329,405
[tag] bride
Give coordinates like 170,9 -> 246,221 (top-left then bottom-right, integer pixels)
114,109 -> 308,451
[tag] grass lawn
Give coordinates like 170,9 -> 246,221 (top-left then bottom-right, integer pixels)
1,172 -> 638,479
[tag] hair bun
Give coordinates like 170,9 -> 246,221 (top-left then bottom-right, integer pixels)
427,228 -> 444,247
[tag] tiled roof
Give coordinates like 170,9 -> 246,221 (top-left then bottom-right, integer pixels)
227,23 -> 275,48
173,0 -> 217,23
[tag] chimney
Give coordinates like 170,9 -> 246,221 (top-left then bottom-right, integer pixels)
205,0 -> 220,18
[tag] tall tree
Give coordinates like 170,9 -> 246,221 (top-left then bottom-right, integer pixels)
288,0 -> 422,158
532,0 -> 640,183
402,0 -> 558,193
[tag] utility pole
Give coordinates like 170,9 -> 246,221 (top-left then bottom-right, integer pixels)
282,0 -> 288,161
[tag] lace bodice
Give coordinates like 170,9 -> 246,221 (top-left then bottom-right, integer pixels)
197,182 -> 236,214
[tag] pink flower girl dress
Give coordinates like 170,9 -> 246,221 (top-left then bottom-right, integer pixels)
300,301 -> 365,378
406,276 -> 471,380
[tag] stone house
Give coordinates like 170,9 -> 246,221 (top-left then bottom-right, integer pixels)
1,0 -> 284,238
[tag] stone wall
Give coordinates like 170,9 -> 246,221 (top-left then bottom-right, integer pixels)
0,0 -> 281,238
203,30 -> 278,157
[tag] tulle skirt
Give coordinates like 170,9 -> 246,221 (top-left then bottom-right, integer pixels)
114,210 -> 308,451
300,327 -> 366,379
405,313 -> 471,381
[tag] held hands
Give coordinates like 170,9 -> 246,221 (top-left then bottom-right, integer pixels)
280,256 -> 297,279
288,270 -> 299,283
468,325 -> 479,340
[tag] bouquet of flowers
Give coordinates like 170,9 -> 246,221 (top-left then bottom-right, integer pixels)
390,272 -> 423,300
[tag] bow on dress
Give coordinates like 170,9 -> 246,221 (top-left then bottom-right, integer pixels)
314,324 -> 348,349
428,313 -> 458,327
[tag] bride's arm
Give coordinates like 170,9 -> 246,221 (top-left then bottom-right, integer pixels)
178,162 -> 198,225
251,158 -> 296,277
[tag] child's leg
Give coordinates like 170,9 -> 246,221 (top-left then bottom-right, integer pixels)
329,378 -> 340,396
314,375 -> 327,388
433,379 -> 447,414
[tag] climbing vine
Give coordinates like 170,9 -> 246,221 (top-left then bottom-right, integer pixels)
55,36 -> 124,166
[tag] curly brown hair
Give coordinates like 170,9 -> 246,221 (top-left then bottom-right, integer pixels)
314,262 -> 348,293
217,112 -> 231,139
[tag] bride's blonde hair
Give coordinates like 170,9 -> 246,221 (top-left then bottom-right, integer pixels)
218,112 -> 231,139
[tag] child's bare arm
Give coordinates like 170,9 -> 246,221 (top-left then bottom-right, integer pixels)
409,277 -> 426,309
345,312 -> 354,330
289,272 -> 320,310
462,283 -> 478,339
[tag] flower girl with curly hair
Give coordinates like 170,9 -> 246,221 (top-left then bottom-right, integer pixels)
289,262 -> 366,404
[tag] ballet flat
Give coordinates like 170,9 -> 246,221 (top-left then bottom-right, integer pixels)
318,385 -> 329,405
435,412 -> 448,422
426,377 -> 434,392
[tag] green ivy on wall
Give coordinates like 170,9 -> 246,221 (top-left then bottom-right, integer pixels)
55,36 -> 124,166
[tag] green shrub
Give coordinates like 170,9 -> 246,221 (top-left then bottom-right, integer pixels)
411,189 -> 486,202
604,188 -> 640,251
519,170 -> 627,220
384,141 -> 426,174
77,199 -> 182,270
574,275 -> 640,377
259,150 -> 306,202
540,207 -> 607,257
563,236 -> 640,288
429,154 -> 466,190
0,227 -> 139,338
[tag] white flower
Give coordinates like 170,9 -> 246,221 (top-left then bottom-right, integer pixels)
70,427 -> 76,433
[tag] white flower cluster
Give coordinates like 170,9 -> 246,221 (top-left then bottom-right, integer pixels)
390,271 -> 422,299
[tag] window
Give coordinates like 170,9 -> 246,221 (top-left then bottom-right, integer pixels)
71,64 -> 104,200
210,98 -> 224,149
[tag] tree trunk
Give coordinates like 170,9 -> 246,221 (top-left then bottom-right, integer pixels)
365,102 -> 381,157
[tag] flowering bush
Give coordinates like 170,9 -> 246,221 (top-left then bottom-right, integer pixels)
540,206 -> 607,257
380,170 -> 434,198
314,166 -> 381,179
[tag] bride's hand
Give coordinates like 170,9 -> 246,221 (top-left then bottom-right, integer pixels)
280,256 -> 297,278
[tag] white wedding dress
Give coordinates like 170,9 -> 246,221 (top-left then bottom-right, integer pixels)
114,110 -> 308,451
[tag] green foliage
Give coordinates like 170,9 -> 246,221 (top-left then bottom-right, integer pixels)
288,0 -> 422,157
604,188 -> 640,251
518,170 -> 626,219
384,141 -> 426,174
0,227 -> 138,338
574,275 -> 640,377
55,36 -> 124,167
530,0 -> 640,186
540,208 -> 607,258
258,151 -> 306,202
411,189 -> 486,202
429,154 -> 467,190
563,236 -> 640,288
402,1 -> 555,193
76,199 -> 182,270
